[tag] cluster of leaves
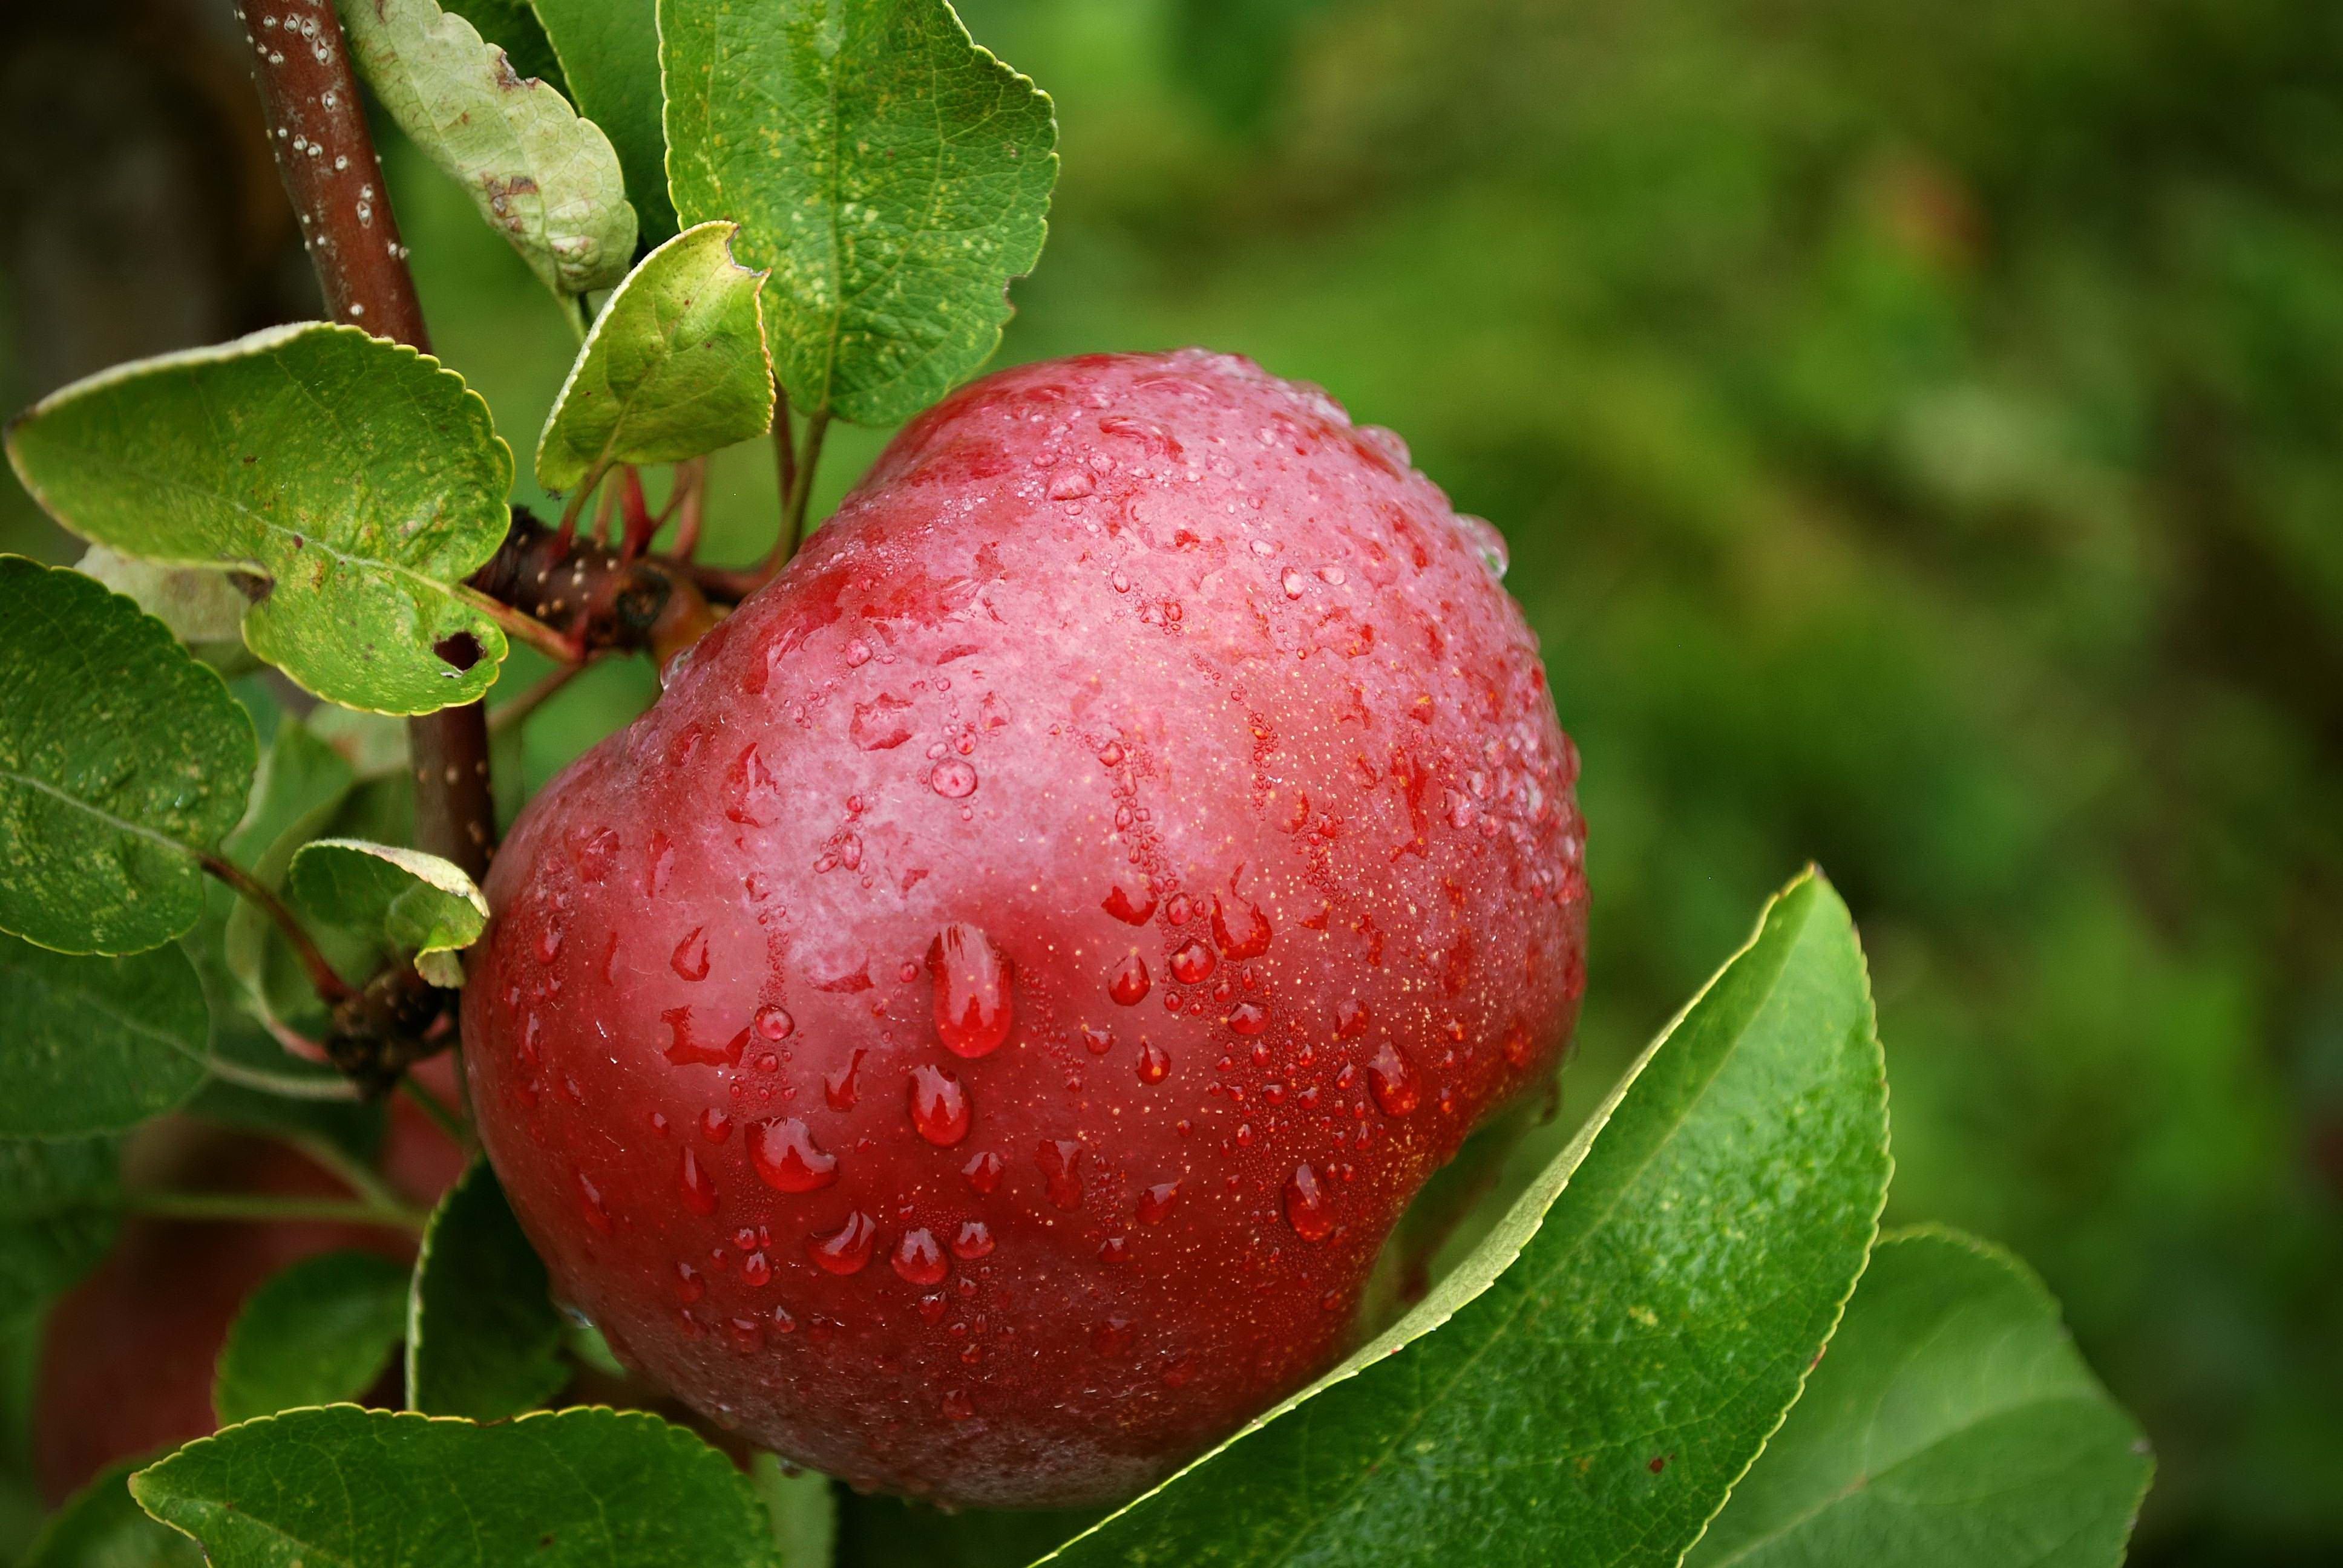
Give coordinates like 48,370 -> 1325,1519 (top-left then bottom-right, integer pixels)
0,0 -> 2155,1564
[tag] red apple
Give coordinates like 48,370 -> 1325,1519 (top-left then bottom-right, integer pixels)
464,351 -> 1588,1507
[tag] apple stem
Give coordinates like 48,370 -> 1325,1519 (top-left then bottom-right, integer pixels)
121,1187 -> 428,1233
778,410 -> 831,565
200,854 -> 353,1007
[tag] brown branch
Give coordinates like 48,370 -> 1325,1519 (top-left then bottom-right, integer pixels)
469,508 -> 729,666
232,0 -> 493,883
200,853 -> 352,1007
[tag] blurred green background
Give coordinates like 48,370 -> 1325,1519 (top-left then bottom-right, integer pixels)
5,0 -> 2341,1559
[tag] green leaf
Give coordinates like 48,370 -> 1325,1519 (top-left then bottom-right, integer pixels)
442,0 -> 569,97
129,1405 -> 778,1566
0,557 -> 256,954
537,221 -> 773,494
531,0 -> 675,242
1685,1227 -> 2153,1568
337,0 -> 638,297
4,325 -> 514,716
22,1458 -> 204,1568
0,1136 -> 119,1325
751,1455 -> 836,1568
1046,870 -> 1892,1568
662,0 -> 1058,425
405,1160 -> 566,1420
0,935 -> 211,1137
214,1250 -> 412,1427
286,838 -> 487,984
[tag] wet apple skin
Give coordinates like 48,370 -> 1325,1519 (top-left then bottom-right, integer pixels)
464,350 -> 1587,1508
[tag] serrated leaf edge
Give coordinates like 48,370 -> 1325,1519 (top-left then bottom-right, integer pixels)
533,218 -> 773,495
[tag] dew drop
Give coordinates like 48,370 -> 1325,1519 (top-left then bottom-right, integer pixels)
1093,1318 -> 1134,1356
1212,897 -> 1273,960
1335,998 -> 1369,1038
726,745 -> 782,826
909,1063 -> 971,1146
701,1106 -> 733,1143
755,1005 -> 795,1041
1368,1043 -> 1422,1117
673,1260 -> 706,1304
929,759 -> 979,798
941,1388 -> 976,1420
963,1149 -> 1004,1194
574,1170 -> 614,1235
740,1250 -> 772,1287
1101,881 -> 1158,925
1137,1181 -> 1180,1224
662,1006 -> 746,1067
536,922 -> 565,964
1283,1163 -> 1335,1242
671,927 -> 710,981
928,923 -> 1013,1057
1227,1001 -> 1267,1036
824,1048 -> 865,1110
749,1117 -> 837,1192
809,1212 -> 877,1275
1137,1040 -> 1170,1084
647,832 -> 674,897
678,1148 -> 719,1215
893,1227 -> 950,1285
1168,939 -> 1216,985
1037,1139 -> 1084,1211
951,1219 -> 995,1259
1109,953 -> 1152,1005
1098,1234 -> 1130,1263
851,693 -> 914,751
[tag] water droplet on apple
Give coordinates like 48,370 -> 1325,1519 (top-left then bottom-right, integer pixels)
1212,897 -> 1272,959
851,692 -> 914,751
1137,1040 -> 1170,1083
749,1117 -> 837,1192
1368,1043 -> 1421,1116
1037,1139 -> 1084,1210
671,927 -> 710,981
1109,952 -> 1152,1005
809,1212 -> 876,1275
1101,881 -> 1158,924
1168,939 -> 1215,985
929,759 -> 978,798
893,1227 -> 949,1285
574,1169 -> 614,1235
963,1149 -> 1004,1194
678,1148 -> 719,1215
824,1048 -> 864,1109
909,1063 -> 971,1146
951,1219 -> 994,1259
1283,1163 -> 1334,1241
1137,1181 -> 1180,1224
726,744 -> 782,826
928,923 -> 1013,1057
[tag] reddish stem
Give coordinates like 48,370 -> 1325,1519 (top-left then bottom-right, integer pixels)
234,0 -> 493,879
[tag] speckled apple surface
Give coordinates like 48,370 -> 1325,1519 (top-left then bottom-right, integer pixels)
464,350 -> 1587,1508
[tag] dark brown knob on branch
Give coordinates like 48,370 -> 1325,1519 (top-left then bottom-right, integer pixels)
471,507 -> 727,665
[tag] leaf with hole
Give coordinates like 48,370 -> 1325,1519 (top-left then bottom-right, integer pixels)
0,557 -> 255,954
214,1250 -> 413,1426
129,1405 -> 779,1566
537,221 -> 773,496
4,326 -> 514,716
337,0 -> 637,297
405,1160 -> 567,1421
1685,1227 -> 2153,1568
0,935 -> 212,1138
663,0 -> 1058,425
1047,870 -> 1892,1568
